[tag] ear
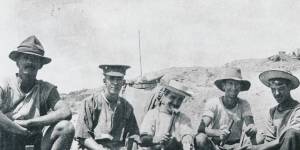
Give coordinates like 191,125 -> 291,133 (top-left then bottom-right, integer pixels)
103,78 -> 106,84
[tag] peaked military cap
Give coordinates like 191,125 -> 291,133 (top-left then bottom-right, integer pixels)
99,64 -> 130,77
9,35 -> 51,64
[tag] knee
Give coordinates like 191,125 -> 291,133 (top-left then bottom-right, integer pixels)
54,120 -> 75,136
195,133 -> 209,147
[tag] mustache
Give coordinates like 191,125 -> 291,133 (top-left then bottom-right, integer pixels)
24,64 -> 37,69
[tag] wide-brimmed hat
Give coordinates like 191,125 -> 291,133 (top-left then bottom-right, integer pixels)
9,35 -> 51,64
162,80 -> 193,97
214,67 -> 251,91
259,70 -> 299,90
99,64 -> 130,77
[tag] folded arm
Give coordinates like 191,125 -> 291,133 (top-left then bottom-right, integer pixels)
0,111 -> 31,135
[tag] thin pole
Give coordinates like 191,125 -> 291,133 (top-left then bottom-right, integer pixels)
138,30 -> 143,77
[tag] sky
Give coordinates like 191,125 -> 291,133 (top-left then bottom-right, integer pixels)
0,0 -> 300,93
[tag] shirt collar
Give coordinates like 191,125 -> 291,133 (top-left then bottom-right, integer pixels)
101,92 -> 121,105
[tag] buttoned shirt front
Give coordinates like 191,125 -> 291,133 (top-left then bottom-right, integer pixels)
75,91 -> 139,147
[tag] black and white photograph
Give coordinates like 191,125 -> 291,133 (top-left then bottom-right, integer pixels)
1,0 -> 300,150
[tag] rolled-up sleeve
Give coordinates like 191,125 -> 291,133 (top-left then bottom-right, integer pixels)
75,98 -> 96,139
202,99 -> 217,120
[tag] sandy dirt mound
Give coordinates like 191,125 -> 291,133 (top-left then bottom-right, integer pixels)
64,56 -> 300,149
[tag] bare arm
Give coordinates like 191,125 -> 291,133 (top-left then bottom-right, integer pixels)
0,111 -> 31,135
29,101 -> 72,127
259,139 -> 280,149
202,116 -> 224,137
80,138 -> 104,150
243,115 -> 259,145
0,85 -> 31,135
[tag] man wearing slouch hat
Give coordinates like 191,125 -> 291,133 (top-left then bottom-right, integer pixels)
0,35 -> 75,150
195,67 -> 257,150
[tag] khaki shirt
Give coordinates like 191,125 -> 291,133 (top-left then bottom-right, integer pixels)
75,91 -> 139,145
0,74 -> 60,150
265,101 -> 300,142
0,74 -> 59,120
202,96 -> 253,143
140,107 -> 194,145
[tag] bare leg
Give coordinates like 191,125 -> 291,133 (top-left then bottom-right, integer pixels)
41,120 -> 75,150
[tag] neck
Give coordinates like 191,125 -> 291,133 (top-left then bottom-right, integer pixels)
222,95 -> 238,109
19,77 -> 36,93
278,96 -> 295,110
104,91 -> 119,104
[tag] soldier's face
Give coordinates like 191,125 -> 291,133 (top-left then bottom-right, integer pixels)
163,91 -> 185,112
16,54 -> 42,79
269,79 -> 291,104
222,79 -> 241,98
104,76 -> 125,96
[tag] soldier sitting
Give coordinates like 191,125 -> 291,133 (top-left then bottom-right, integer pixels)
239,70 -> 300,150
75,64 -> 140,150
195,67 -> 257,150
0,36 -> 75,150
140,80 -> 194,150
